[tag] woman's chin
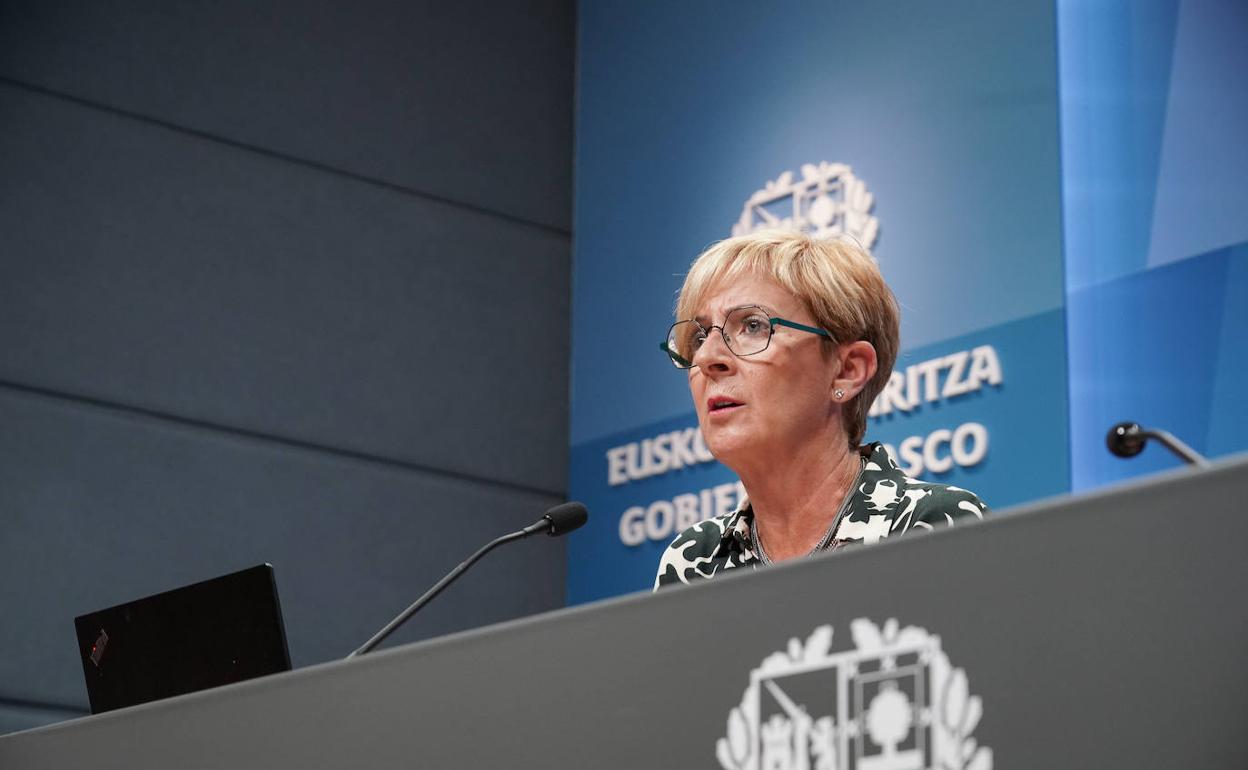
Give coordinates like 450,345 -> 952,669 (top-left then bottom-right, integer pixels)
702,430 -> 754,467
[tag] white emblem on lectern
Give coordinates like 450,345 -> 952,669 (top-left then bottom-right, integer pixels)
716,618 -> 992,770
732,162 -> 880,253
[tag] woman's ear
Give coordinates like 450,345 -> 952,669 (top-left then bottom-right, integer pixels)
832,340 -> 878,401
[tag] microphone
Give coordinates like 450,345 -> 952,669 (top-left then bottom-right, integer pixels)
530,501 -> 589,536
346,502 -> 588,658
1105,422 -> 1209,467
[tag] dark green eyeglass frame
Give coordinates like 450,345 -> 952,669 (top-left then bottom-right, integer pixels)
660,315 -> 834,369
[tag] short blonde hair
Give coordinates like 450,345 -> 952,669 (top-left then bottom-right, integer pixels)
675,229 -> 899,447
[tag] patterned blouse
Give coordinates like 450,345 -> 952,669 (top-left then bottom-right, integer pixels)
654,442 -> 989,589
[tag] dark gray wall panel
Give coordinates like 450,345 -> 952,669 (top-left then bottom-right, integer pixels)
0,703 -> 84,737
0,0 -> 573,229
0,84 -> 568,493
0,387 -> 565,708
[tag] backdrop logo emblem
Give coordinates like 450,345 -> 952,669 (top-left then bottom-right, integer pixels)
716,618 -> 991,770
733,162 -> 880,252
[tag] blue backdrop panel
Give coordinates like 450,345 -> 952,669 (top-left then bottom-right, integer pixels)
570,0 -> 1067,603
1059,0 -> 1248,489
1067,244 -> 1248,489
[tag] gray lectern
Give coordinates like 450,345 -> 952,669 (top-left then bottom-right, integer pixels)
3,457 -> 1247,769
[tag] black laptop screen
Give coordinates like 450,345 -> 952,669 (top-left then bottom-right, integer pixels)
74,564 -> 291,714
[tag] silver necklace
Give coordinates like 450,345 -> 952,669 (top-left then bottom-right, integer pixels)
750,457 -> 865,565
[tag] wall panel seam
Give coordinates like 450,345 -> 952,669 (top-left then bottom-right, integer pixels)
0,379 -> 566,500
0,694 -> 85,716
0,76 -> 572,238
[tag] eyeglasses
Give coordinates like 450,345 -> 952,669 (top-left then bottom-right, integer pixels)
660,305 -> 834,369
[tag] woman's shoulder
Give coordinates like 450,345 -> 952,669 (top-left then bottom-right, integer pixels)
857,443 -> 989,529
897,476 -> 990,525
653,508 -> 750,588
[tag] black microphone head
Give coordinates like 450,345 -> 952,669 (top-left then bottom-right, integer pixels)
542,502 -> 589,536
1107,421 -> 1146,458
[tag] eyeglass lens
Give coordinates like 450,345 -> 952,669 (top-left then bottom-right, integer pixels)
666,306 -> 773,367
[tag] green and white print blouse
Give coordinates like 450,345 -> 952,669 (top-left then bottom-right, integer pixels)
653,442 -> 989,589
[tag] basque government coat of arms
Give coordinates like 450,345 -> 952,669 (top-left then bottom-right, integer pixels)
716,618 -> 991,770
732,162 -> 879,252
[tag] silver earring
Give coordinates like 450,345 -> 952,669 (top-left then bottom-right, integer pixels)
834,388 -> 845,400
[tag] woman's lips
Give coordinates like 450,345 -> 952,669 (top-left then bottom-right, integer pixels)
707,397 -> 745,415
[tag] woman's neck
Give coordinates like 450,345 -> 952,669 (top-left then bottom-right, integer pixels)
738,441 -> 861,562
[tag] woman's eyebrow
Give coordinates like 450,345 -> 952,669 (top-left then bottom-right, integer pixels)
694,303 -> 773,324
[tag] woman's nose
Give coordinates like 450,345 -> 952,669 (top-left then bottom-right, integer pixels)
692,328 -> 735,372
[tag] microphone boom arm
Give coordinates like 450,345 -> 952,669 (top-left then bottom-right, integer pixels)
1143,427 -> 1209,467
1106,422 -> 1210,467
347,528 -> 531,658
346,503 -> 586,659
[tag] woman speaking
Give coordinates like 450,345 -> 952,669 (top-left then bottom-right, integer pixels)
656,230 -> 988,588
